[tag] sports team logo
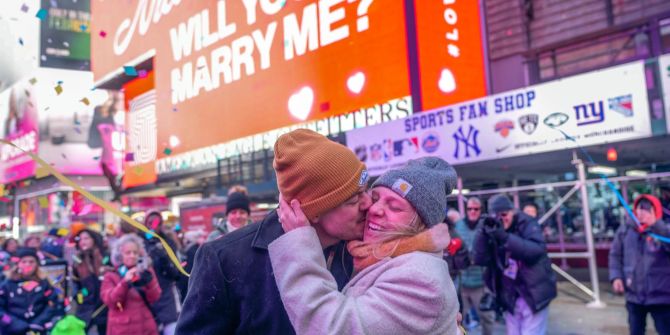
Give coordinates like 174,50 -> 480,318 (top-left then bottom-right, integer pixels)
543,112 -> 569,128
608,94 -> 633,117
354,145 -> 367,162
518,114 -> 539,135
369,144 -> 382,161
393,137 -> 419,157
494,120 -> 515,138
421,132 -> 440,153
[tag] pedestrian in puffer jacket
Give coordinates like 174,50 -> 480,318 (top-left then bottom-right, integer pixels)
72,229 -> 113,335
473,194 -> 557,335
0,247 -> 64,335
609,194 -> 670,335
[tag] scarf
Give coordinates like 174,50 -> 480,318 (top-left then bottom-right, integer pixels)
347,223 -> 451,273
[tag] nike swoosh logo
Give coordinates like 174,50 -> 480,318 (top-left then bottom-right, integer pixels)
496,145 -> 511,153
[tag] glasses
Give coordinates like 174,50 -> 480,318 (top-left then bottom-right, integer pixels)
467,208 -> 481,212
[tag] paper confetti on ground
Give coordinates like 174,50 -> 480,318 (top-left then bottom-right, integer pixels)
35,9 -> 47,20
99,30 -> 107,38
21,3 -> 29,12
54,84 -> 63,95
80,24 -> 87,31
29,78 -> 37,85
80,97 -> 90,105
138,69 -> 148,78
124,66 -> 138,76
125,152 -> 134,162
18,38 -> 24,46
163,148 -> 173,155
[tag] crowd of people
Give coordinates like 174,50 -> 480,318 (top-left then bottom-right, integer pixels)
0,189 -> 247,335
0,128 -> 668,335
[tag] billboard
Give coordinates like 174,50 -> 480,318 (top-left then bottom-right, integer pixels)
91,0 -> 485,185
413,0 -> 487,110
346,61 -> 652,175
0,69 -> 124,184
659,54 -> 670,133
40,0 -> 91,70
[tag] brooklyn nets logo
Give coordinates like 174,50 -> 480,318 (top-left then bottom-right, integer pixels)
128,91 -> 157,165
518,114 -> 539,135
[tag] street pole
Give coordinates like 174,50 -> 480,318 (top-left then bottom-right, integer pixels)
573,150 -> 606,308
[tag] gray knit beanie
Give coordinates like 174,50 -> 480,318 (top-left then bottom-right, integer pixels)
372,157 -> 457,227
488,194 -> 514,215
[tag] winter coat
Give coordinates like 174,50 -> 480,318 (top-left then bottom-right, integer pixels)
454,218 -> 486,288
72,249 -> 111,327
176,211 -> 353,335
473,212 -> 557,314
0,277 -> 64,335
609,219 -> 670,305
177,243 -> 199,303
443,229 -> 471,280
144,235 -> 182,325
100,268 -> 161,335
268,226 -> 459,335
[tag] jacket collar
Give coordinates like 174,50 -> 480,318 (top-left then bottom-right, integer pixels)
251,210 -> 284,250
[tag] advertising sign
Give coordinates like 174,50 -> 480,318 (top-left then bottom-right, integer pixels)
40,0 -> 91,70
413,0 -> 487,110
0,69 -> 124,183
347,61 -> 652,175
92,0 -> 412,155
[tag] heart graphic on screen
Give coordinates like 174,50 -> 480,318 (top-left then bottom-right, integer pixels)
288,87 -> 314,121
438,68 -> 456,93
347,72 -> 366,94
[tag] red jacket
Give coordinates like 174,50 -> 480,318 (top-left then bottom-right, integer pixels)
101,268 -> 162,335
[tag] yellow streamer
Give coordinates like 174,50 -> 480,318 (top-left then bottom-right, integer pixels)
1,140 -> 189,277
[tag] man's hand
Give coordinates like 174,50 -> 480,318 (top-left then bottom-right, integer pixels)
278,195 -> 310,232
612,278 -> 625,294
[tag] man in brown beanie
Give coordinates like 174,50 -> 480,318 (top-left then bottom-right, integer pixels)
177,129 -> 371,335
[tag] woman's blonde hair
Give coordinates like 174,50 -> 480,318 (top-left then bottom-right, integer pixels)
111,234 -> 152,268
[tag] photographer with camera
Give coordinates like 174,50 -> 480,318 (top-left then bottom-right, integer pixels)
473,194 -> 557,335
101,234 -> 162,335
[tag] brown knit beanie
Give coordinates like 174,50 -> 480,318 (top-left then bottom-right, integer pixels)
274,129 -> 368,221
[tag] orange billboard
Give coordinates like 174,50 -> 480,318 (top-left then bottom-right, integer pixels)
414,0 -> 487,110
92,0 -> 411,157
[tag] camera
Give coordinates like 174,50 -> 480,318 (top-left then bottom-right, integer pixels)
479,215 -> 501,229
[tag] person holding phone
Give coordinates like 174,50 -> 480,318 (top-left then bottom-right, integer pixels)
101,234 -> 161,335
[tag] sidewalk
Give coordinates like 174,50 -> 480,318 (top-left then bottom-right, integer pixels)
466,281 -> 659,335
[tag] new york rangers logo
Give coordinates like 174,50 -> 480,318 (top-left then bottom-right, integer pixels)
518,114 -> 539,135
608,94 -> 633,117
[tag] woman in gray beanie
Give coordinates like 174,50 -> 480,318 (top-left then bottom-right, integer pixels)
269,157 -> 462,335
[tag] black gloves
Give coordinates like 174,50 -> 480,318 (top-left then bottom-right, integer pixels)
132,269 -> 153,287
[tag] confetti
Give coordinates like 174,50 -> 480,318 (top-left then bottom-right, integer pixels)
320,102 -> 330,112
0,197 -> 10,203
172,106 -> 178,112
99,30 -> 107,38
0,185 -> 4,197
18,38 -> 23,46
138,69 -> 148,78
133,166 -> 144,175
38,196 -> 49,208
20,3 -> 29,13
74,119 -> 81,125
80,24 -> 87,31
163,148 -> 173,155
54,85 -> 63,95
74,127 -> 81,134
35,9 -> 47,20
125,153 -> 134,161
93,156 -> 100,160
29,78 -> 37,85
80,98 -> 90,106
123,66 -> 138,76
